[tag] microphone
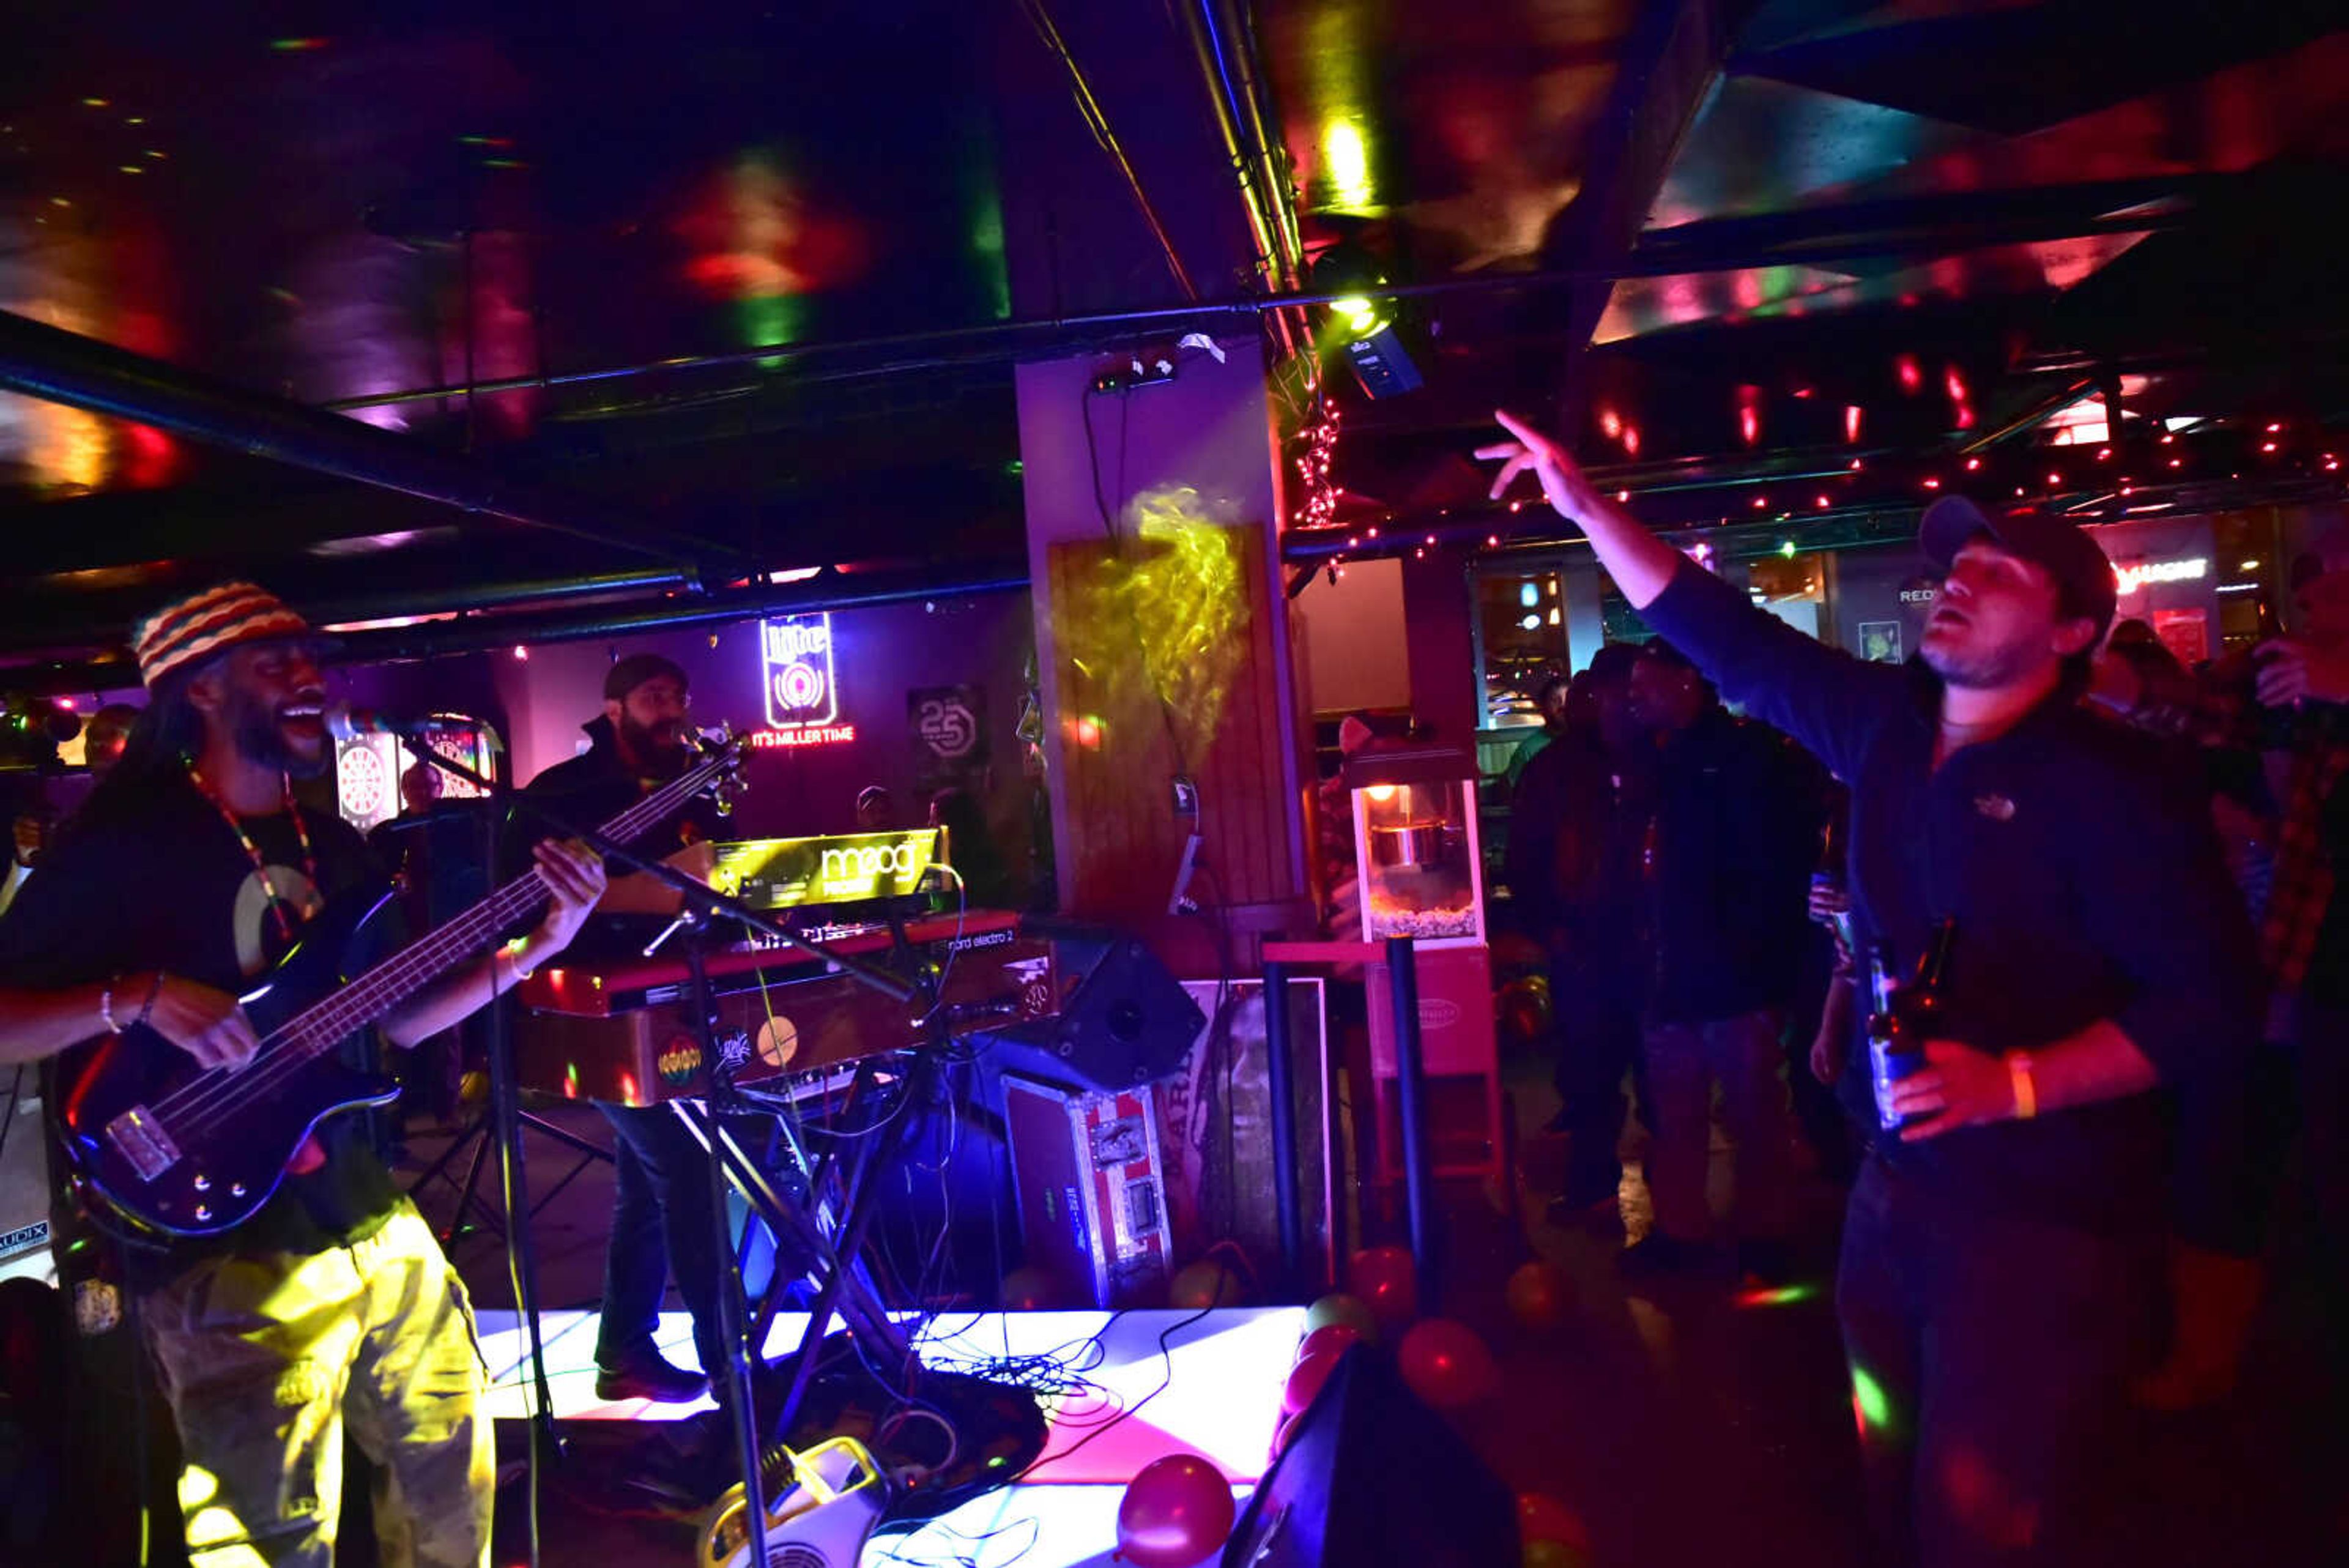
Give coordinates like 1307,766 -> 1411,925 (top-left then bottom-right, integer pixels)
324,705 -> 470,741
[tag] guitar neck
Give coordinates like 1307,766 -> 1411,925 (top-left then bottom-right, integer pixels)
274,749 -> 735,1057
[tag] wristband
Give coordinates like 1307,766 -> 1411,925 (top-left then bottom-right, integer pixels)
502,937 -> 539,982
2008,1052 -> 2038,1121
98,982 -> 122,1036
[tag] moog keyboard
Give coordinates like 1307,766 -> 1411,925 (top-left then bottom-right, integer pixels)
512,910 -> 1058,1107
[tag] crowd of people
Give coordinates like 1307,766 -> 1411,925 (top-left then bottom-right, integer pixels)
1483,411 -> 2347,1565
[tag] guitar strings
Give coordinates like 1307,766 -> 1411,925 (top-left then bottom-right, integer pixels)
137,753 -> 734,1151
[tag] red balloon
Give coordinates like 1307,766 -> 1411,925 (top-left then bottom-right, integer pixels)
1282,1347 -> 1341,1416
1505,1260 -> 1573,1329
1296,1323 -> 1365,1364
1169,1258 -> 1246,1309
1269,1410 -> 1302,1460
1302,1292 -> 1378,1342
1345,1245 -> 1418,1327
1517,1491 -> 1590,1550
1397,1318 -> 1497,1410
1116,1454 -> 1236,1567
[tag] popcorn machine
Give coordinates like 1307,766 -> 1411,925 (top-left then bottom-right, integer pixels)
1345,745 -> 1502,1182
1343,745 -> 1486,948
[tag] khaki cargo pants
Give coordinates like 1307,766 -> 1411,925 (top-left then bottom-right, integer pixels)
139,1199 -> 493,1568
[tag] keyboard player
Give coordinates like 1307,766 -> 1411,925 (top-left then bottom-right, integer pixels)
523,651 -> 732,1405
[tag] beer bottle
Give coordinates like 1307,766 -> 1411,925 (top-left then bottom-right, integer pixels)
1899,918 -> 1959,1040
1860,926 -> 1935,1133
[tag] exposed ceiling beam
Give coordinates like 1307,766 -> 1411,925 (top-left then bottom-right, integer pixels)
0,310 -> 741,577
1541,0 -> 1762,422
1626,174 -> 2214,275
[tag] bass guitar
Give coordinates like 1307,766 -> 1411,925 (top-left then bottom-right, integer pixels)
50,735 -> 748,1238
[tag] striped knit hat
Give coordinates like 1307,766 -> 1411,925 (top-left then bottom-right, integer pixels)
132,581 -> 317,690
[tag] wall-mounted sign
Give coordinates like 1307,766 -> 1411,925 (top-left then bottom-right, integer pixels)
2113,557 -> 2208,595
910,684 -> 987,786
762,612 -> 839,730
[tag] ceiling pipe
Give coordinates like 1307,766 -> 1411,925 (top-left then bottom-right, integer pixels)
1,562 -> 1032,697
1210,0 -> 1303,286
0,310 -> 736,575
1179,0 -> 1305,362
1019,0 -> 1201,301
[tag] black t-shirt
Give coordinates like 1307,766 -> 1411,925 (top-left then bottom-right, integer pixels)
0,770 -> 406,1282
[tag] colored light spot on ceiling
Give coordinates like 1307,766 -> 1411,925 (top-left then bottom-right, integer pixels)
1733,1281 -> 1819,1309
1323,119 -> 1374,212
1851,1365 -> 1893,1435
677,150 -> 870,316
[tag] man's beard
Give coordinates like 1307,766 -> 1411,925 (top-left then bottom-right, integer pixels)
618,713 -> 688,775
228,692 -> 328,778
1921,635 -> 2040,691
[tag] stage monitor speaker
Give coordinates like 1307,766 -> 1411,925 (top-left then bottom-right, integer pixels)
987,928 -> 1204,1093
1221,1347 -> 1518,1568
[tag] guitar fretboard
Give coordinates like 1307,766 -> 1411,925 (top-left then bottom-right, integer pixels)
272,751 -> 735,1058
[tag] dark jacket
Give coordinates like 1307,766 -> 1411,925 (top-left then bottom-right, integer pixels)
1642,707 -> 1820,1025
1505,724 -> 1645,976
1641,560 -> 2261,1246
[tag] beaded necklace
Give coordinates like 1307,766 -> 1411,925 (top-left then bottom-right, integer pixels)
185,756 -> 320,945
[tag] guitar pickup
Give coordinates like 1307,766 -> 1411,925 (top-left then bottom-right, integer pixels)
105,1107 -> 183,1181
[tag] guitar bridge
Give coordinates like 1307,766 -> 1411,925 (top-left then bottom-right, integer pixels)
105,1107 -> 184,1181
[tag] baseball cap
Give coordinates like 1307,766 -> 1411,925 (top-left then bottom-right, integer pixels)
132,581 -> 322,691
1919,496 -> 2117,640
604,652 -> 689,702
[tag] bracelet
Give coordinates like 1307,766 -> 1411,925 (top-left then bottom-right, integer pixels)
502,937 -> 539,982
136,972 -> 163,1027
2009,1052 -> 2038,1121
98,981 -> 122,1036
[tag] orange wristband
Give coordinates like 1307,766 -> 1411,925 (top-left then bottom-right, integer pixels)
2008,1052 -> 2038,1120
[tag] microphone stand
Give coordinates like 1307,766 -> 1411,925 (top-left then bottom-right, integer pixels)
387,738 -> 563,1567
440,737 -> 935,1568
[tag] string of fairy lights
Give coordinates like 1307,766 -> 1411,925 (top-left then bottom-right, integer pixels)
1284,413 -> 2348,575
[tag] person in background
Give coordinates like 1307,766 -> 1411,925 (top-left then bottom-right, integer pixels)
1506,643 -> 1652,1223
1503,671 -> 1574,790
79,702 -> 141,776
0,793 -> 51,921
369,763 -> 467,1131
1316,713 -> 1380,940
2088,529 -> 2348,1418
1621,640 -> 1819,1280
1482,414 -> 2259,1566
855,784 -> 896,832
928,785 -> 1012,908
524,651 -> 731,1406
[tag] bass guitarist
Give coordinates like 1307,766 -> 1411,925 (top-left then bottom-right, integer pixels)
0,581 -> 606,1568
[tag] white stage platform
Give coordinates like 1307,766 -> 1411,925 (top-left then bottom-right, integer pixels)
475,1307 -> 1297,1566
475,1306 -> 1301,1485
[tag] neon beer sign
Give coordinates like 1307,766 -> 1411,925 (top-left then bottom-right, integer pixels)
757,612 -> 854,745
